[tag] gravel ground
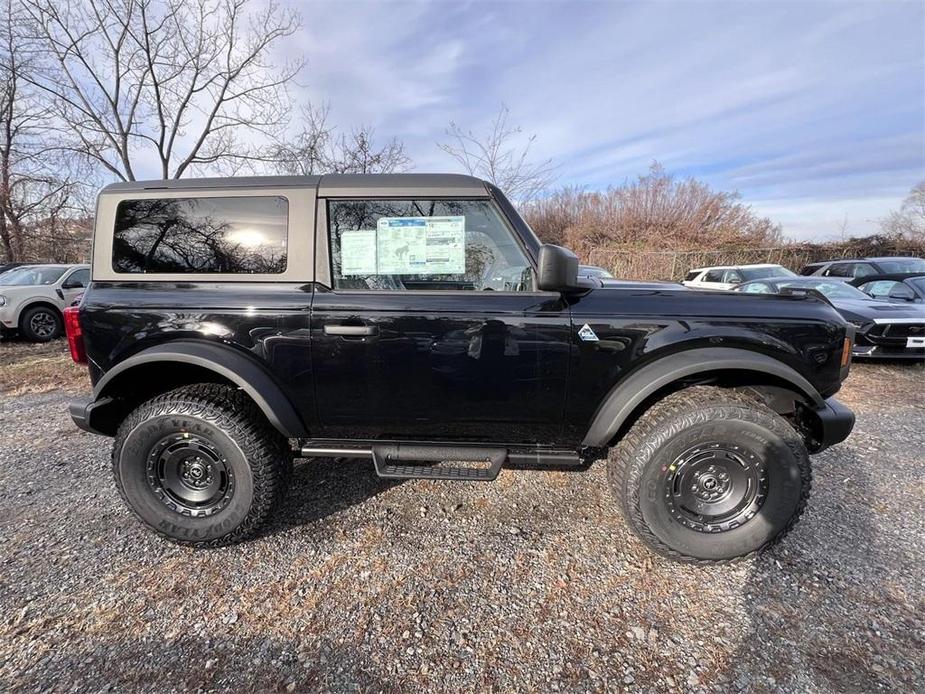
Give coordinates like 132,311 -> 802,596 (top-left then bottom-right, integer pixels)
0,339 -> 923,692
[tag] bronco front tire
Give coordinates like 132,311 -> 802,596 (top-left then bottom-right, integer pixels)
112,384 -> 291,547
608,386 -> 811,563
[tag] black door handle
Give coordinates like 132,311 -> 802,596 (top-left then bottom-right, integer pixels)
324,324 -> 378,336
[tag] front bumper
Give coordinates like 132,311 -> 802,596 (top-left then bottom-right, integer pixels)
808,397 -> 855,452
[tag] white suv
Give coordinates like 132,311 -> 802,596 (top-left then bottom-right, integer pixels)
682,264 -> 795,291
0,264 -> 89,342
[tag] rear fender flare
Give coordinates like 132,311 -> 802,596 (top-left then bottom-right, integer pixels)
581,347 -> 824,447
93,340 -> 307,437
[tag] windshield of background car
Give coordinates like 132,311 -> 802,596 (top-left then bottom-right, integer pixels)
876,258 -> 925,273
0,266 -> 67,286
740,266 -> 796,280
778,280 -> 870,301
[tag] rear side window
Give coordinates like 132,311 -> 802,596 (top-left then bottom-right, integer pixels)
113,196 -> 288,274
683,271 -> 701,282
703,270 -> 725,282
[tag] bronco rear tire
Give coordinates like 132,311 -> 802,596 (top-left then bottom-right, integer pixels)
607,386 -> 811,563
112,384 -> 291,547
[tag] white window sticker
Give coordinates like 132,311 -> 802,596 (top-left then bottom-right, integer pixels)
340,229 -> 377,275
375,216 -> 465,275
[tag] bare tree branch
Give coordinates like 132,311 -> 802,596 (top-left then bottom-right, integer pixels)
266,103 -> 411,176
437,103 -> 557,203
20,0 -> 303,181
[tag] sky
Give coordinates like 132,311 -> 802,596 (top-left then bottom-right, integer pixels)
281,0 -> 924,241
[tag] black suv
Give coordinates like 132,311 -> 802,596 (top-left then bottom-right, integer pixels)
66,174 -> 855,563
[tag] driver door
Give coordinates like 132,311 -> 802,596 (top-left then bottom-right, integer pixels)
309,197 -> 571,443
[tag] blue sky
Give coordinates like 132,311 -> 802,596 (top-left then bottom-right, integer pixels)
286,0 -> 924,240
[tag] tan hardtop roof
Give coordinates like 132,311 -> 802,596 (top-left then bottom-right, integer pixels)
100,173 -> 491,197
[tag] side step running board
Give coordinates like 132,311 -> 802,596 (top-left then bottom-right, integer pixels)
371,445 -> 506,481
297,444 -> 583,480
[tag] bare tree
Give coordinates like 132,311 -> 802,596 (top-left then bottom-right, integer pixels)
268,103 -> 410,175
0,0 -> 88,262
880,181 -> 925,241
438,104 -> 557,202
21,0 -> 302,181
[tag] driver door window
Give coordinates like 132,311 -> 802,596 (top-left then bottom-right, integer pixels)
327,199 -> 533,292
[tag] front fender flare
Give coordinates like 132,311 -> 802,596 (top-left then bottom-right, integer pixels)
89,340 -> 307,437
581,347 -> 824,447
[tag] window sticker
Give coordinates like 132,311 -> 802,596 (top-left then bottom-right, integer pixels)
340,229 -> 378,275
375,216 -> 465,275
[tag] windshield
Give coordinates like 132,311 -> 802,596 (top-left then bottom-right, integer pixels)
740,265 -> 796,280
876,258 -> 925,273
778,280 -> 870,301
0,266 -> 67,286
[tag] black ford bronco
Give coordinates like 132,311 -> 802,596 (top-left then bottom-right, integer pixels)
66,174 -> 855,563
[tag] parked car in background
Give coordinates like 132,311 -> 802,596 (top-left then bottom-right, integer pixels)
0,262 -> 26,275
736,277 -> 925,359
849,273 -> 925,304
0,264 -> 90,341
799,257 -> 925,280
577,264 -> 614,279
682,263 -> 795,290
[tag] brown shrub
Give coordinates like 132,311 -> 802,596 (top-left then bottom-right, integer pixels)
522,163 -> 782,255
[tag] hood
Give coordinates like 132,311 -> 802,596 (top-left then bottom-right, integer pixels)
598,278 -> 688,290
830,298 -> 925,321
572,280 -> 847,324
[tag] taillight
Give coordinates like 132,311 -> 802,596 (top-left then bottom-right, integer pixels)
63,306 -> 87,364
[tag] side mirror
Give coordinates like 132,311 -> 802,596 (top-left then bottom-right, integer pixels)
888,287 -> 915,301
536,244 -> 581,293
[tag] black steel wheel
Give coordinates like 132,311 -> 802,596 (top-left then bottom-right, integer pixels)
19,305 -> 62,342
146,433 -> 235,516
112,383 -> 291,546
663,443 -> 769,534
608,386 -> 811,563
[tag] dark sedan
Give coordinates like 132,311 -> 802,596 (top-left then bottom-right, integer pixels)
736,277 -> 925,359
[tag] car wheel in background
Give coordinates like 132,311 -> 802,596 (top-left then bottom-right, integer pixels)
19,305 -> 63,342
607,386 -> 811,563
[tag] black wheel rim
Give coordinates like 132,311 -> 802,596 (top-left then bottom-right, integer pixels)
29,311 -> 57,338
146,433 -> 234,516
663,443 -> 768,533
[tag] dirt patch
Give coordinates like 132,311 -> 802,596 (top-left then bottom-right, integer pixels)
0,338 -> 88,395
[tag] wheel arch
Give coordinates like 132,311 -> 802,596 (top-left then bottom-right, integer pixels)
582,347 -> 825,448
16,299 -> 64,328
88,340 -> 307,438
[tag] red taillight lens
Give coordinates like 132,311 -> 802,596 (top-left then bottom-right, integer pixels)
63,306 -> 87,364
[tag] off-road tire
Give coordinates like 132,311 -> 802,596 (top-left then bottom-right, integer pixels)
19,305 -> 63,342
112,384 -> 291,547
607,386 -> 811,564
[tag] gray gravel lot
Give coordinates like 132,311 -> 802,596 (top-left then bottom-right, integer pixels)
0,344 -> 923,693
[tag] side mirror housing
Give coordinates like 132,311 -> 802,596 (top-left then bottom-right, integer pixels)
888,287 -> 915,301
536,244 -> 581,293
